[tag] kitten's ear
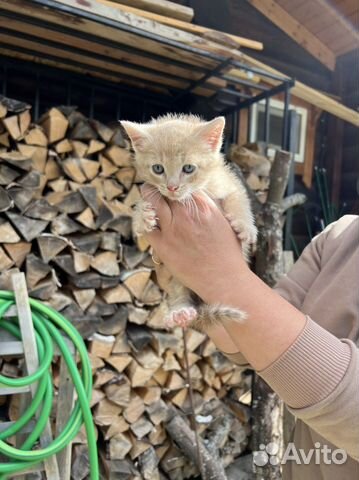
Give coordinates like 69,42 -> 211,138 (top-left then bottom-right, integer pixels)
120,121 -> 148,152
196,116 -> 225,152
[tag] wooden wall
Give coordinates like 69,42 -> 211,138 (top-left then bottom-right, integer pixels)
334,49 -> 359,213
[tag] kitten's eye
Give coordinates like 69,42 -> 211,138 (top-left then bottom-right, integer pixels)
182,164 -> 195,174
152,164 -> 164,174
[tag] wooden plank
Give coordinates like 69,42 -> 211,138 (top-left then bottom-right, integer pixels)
246,0 -> 336,70
54,0 -> 239,59
0,0 -> 216,70
0,385 -> 30,395
240,52 -> 359,126
56,355 -> 75,480
11,272 -> 60,480
0,16 -> 202,82
0,46 -> 171,96
98,0 -> 263,50
110,0 -> 194,22
0,341 -> 24,355
0,420 -> 35,434
0,32 -> 189,90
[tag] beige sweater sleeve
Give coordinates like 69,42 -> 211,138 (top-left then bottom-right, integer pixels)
224,220 -> 359,460
224,222 -> 335,367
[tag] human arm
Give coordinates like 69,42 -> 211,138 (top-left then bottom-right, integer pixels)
143,188 -> 358,459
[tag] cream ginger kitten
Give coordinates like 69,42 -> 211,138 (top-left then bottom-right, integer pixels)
121,114 -> 257,331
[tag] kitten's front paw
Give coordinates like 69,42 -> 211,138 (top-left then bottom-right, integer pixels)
133,201 -> 158,235
227,216 -> 257,244
165,307 -> 198,329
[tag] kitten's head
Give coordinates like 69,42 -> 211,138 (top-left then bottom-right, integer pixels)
121,114 -> 225,201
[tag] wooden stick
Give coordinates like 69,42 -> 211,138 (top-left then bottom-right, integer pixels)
165,409 -> 228,480
12,272 -> 60,480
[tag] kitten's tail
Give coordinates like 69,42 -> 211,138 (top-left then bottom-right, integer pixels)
192,304 -> 247,332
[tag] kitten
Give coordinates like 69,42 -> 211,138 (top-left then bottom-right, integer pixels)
121,114 -> 257,331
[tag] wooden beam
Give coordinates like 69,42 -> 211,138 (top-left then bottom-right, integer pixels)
0,0 -> 216,70
246,0 -> 336,70
0,46 -> 171,96
110,0 -> 194,22
240,52 -> 359,127
97,0 -> 263,50
0,16 -> 201,82
0,33 -> 190,90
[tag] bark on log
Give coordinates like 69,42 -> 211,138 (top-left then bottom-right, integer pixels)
252,149 -> 294,480
165,411 -> 228,480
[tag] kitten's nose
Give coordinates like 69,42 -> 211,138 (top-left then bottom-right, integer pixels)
167,185 -> 179,192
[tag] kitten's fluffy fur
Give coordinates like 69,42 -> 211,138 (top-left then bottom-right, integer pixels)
121,114 -> 257,331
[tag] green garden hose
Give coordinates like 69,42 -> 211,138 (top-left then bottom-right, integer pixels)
0,291 -> 99,480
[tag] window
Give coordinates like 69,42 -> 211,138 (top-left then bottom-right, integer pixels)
249,98 -> 308,163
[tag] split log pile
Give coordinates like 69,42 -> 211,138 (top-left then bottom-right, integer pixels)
229,143 -> 272,204
0,96 -> 252,479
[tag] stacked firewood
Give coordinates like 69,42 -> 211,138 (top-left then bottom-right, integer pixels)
228,143 -> 272,204
0,96 -> 252,479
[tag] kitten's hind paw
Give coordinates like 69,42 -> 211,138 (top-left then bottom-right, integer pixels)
165,307 -> 198,329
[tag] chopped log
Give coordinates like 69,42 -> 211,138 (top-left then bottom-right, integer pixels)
133,346 -> 163,370
104,381 -> 131,408
87,139 -> 105,155
122,393 -> 145,423
37,234 -> 68,262
130,417 -> 154,440
102,284 -> 131,304
71,140 -> 88,158
0,131 -> 9,147
39,107 -> 68,143
88,333 -> 115,358
26,253 -> 52,288
0,187 -> 13,212
122,268 -> 151,299
0,164 -> 20,184
126,359 -> 157,387
110,433 -> 132,460
55,138 -> 72,154
94,398 -> 122,426
165,411 -> 228,480
105,354 -> 132,373
99,154 -> 118,177
70,119 -> 97,141
146,399 -> 170,426
151,331 -> 181,356
105,145 -> 132,167
25,126 -> 48,146
90,119 -> 114,142
148,424 -> 167,446
5,212 -> 48,242
24,199 -> 58,221
116,167 -> 136,190
76,207 -> 96,230
0,151 -> 32,170
0,246 -> 14,270
44,156 -> 61,180
91,251 -> 120,276
18,109 -> 31,135
73,288 -> 96,311
3,115 -> 21,140
138,446 -> 160,480
3,242 -> 31,267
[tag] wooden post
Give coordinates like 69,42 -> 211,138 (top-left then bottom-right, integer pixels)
11,272 -> 61,480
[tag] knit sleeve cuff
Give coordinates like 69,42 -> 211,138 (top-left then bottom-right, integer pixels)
257,316 -> 352,409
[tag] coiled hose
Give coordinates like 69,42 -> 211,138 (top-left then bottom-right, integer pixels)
0,291 -> 99,480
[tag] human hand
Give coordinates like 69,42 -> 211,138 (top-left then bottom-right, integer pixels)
140,184 -> 250,304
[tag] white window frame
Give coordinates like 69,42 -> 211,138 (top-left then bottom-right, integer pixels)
249,98 -> 308,163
